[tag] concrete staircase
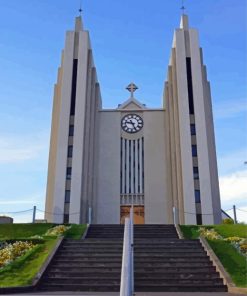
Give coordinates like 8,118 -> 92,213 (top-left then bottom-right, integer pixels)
134,224 -> 227,292
38,224 -> 124,292
38,224 -> 227,292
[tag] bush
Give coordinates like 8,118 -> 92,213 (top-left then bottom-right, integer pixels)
223,218 -> 234,224
0,241 -> 34,268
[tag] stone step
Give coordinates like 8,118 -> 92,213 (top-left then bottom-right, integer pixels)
134,272 -> 220,279
134,284 -> 227,292
134,266 -> 216,273
46,271 -> 121,277
135,278 -> 224,285
43,278 -> 120,285
48,267 -> 122,273
134,262 -> 214,267
134,257 -> 211,263
55,253 -> 122,258
53,257 -> 122,263
134,253 -> 208,258
39,283 -> 120,292
50,262 -> 122,268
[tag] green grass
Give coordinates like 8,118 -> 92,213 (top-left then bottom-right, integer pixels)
0,238 -> 58,288
64,224 -> 87,239
0,223 -> 87,287
208,240 -> 247,287
179,224 -> 247,287
179,224 -> 247,239
214,224 -> 247,238
0,223 -> 55,240
179,225 -> 201,239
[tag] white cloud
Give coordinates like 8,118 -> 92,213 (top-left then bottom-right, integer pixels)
219,170 -> 247,202
214,98 -> 247,120
217,148 -> 247,176
219,169 -> 247,223
0,132 -> 48,164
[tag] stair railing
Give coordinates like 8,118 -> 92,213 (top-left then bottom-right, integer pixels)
120,206 -> 134,296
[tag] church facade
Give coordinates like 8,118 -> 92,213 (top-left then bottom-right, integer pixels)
45,14 -> 222,225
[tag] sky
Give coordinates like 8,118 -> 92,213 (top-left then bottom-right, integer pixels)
0,0 -> 246,223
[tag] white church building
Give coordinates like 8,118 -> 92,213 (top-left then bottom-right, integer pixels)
45,14 -> 222,225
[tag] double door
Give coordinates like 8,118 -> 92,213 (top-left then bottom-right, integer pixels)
120,206 -> 144,224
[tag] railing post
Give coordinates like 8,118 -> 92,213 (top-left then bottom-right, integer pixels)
130,205 -> 134,295
32,206 -> 36,223
173,206 -> 178,225
88,207 -> 92,225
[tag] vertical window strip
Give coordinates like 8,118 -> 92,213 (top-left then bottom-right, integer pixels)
137,139 -> 140,193
142,137 -> 144,192
129,140 -> 131,194
124,139 -> 127,194
70,59 -> 78,115
120,138 -> 122,194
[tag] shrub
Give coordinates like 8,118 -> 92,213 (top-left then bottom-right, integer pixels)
198,227 -> 221,240
0,241 -> 34,268
223,218 -> 234,224
44,225 -> 71,236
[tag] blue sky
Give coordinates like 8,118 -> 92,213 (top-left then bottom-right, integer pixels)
0,0 -> 246,223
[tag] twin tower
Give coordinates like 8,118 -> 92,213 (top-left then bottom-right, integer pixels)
45,14 -> 222,225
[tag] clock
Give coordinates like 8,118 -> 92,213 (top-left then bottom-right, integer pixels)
121,114 -> 143,133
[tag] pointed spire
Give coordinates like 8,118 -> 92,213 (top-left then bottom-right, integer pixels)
75,16 -> 83,32
75,1 -> 83,32
180,14 -> 189,30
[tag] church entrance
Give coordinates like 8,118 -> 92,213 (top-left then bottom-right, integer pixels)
120,206 -> 144,224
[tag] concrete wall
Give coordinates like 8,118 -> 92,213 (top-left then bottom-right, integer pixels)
96,111 -> 121,223
143,111 -> 171,224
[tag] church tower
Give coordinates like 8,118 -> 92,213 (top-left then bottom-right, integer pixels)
164,15 -> 221,224
45,16 -> 102,224
45,13 -> 222,225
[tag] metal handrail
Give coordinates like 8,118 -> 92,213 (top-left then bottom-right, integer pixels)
120,207 -> 134,296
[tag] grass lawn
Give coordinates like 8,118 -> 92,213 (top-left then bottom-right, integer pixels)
0,223 -> 87,287
0,223 -> 55,240
179,224 -> 247,288
0,238 -> 58,288
64,224 -> 87,239
179,224 -> 247,239
208,239 -> 247,287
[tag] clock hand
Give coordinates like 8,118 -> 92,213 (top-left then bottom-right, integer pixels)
126,120 -> 135,127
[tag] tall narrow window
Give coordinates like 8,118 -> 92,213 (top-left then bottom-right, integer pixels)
69,125 -> 74,136
193,167 -> 199,179
65,190 -> 70,203
66,167 -> 72,180
64,214 -> 69,224
196,214 -> 202,225
70,59 -> 78,115
68,145 -> 73,158
195,190 -> 201,203
192,145 -> 197,157
186,58 -> 194,114
190,124 -> 196,135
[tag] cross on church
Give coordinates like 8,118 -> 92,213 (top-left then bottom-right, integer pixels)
181,0 -> 186,13
126,82 -> 138,98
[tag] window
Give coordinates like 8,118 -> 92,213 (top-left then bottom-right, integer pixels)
196,214 -> 202,225
65,190 -> 70,203
68,145 -> 73,158
195,190 -> 201,203
192,145 -> 197,157
190,124 -> 196,135
69,125 -> 74,136
193,167 -> 199,179
64,214 -> 69,224
66,167 -> 72,180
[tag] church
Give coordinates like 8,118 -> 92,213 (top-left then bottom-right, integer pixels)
45,13 -> 222,225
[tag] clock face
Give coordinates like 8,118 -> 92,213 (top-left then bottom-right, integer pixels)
121,114 -> 143,133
